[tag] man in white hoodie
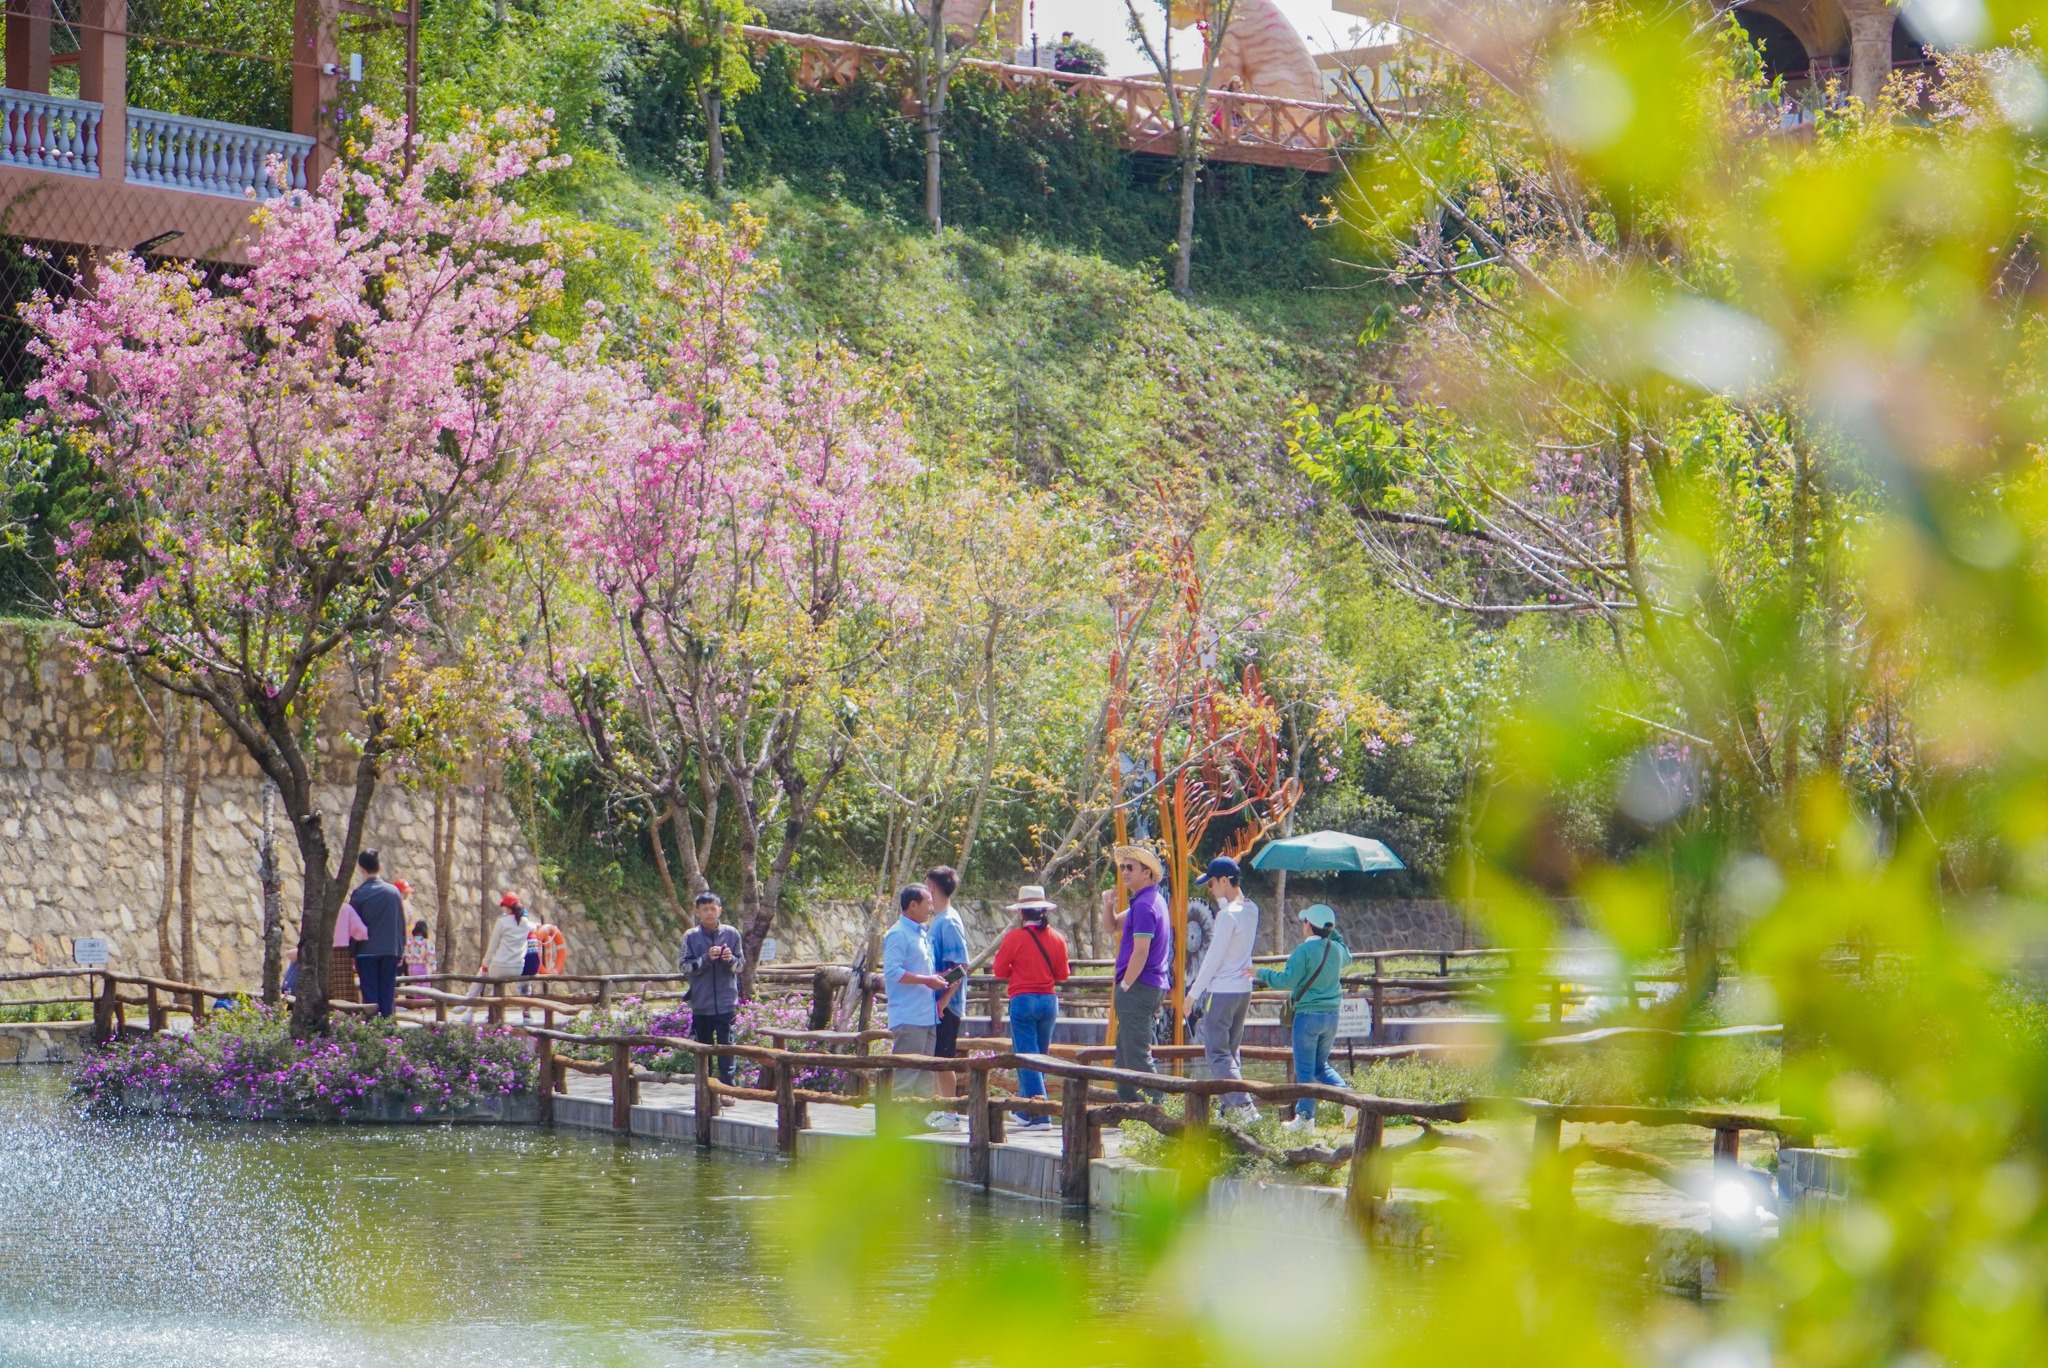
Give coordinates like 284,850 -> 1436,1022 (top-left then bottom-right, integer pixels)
1185,856 -> 1260,1121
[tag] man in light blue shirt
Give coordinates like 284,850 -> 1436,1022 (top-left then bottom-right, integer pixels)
926,865 -> 973,1130
881,883 -> 946,1099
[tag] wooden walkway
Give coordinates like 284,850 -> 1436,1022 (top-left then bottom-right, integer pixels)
742,25 -> 1364,173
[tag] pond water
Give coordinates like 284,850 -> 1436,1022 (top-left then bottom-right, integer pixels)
0,1070 -> 1469,1368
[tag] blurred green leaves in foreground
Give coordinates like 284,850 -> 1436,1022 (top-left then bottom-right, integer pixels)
770,1 -> 2048,1364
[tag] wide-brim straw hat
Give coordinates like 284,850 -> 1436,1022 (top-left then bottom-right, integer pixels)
1007,885 -> 1057,912
1113,844 -> 1164,880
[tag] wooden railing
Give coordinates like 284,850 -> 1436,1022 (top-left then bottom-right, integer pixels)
738,24 -> 1365,173
65,963 -> 1803,1221
521,1023 -> 1809,1219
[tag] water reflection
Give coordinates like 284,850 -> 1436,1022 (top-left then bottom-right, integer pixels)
0,1072 -> 1146,1367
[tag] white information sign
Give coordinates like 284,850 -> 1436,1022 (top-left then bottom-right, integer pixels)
1336,996 -> 1374,1041
72,937 -> 110,967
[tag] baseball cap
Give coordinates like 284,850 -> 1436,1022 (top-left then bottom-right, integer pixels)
1194,856 -> 1240,885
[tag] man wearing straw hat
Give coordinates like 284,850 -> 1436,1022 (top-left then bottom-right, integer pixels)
1102,843 -> 1172,1101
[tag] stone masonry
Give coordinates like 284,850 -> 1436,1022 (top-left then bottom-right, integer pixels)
0,623 -> 1479,988
0,625 -> 674,985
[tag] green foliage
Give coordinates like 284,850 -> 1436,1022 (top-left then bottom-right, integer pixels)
615,44 -> 1341,293
0,999 -> 87,1023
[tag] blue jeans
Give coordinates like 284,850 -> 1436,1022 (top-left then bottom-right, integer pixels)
354,954 -> 400,1018
1290,1010 -> 1344,1120
1008,993 -> 1059,1098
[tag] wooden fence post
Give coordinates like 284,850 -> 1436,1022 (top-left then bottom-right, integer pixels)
694,1050 -> 715,1147
1369,976 -> 1385,1045
967,1065 -> 991,1188
190,989 -> 207,1026
92,973 -> 117,1044
1345,1109 -> 1385,1230
1531,1105 -> 1561,1160
610,1041 -> 632,1133
490,981 -> 506,1027
597,979 -> 613,1011
536,1034 -> 555,1126
1714,1127 -> 1741,1172
434,996 -> 448,1024
1183,1091 -> 1210,1143
775,1058 -> 799,1157
145,983 -> 164,1035
1060,1075 -> 1092,1206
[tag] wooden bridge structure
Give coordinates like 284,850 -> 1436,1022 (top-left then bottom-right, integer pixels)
741,25 -> 1367,174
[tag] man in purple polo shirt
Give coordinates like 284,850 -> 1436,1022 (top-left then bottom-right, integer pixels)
1103,843 -> 1172,1101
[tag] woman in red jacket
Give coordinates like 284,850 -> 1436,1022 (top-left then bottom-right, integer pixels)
990,885 -> 1070,1127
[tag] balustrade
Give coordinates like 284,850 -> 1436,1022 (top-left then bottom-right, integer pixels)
0,91 -> 102,177
125,109 -> 314,200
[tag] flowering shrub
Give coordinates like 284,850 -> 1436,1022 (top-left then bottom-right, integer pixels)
557,991 -> 847,1091
74,1005 -> 533,1122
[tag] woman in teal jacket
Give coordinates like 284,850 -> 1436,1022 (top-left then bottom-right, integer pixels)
1254,904 -> 1352,1129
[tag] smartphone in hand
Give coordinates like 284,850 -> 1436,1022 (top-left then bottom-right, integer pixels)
942,965 -> 967,985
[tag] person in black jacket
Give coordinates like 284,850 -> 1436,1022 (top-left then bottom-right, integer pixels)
347,849 -> 407,1018
679,891 -> 746,1084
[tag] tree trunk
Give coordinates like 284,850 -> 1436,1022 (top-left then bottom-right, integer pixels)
923,2 -> 945,233
177,706 -> 201,988
1174,134 -> 1199,296
701,83 -> 725,195
923,95 -> 944,232
647,798 -> 685,912
283,743 -> 385,1037
735,812 -> 768,999
955,610 -> 1002,879
288,853 -> 340,1036
475,769 -> 494,970
155,691 -> 178,978
258,780 -> 284,1004
432,784 -> 457,974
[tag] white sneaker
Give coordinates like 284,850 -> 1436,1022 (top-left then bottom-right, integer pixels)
925,1111 -> 964,1131
1281,1116 -> 1312,1133
1227,1104 -> 1260,1125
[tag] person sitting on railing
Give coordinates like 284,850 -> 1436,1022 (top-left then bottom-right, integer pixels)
1185,856 -> 1259,1124
465,894 -> 531,1021
882,883 -> 948,1105
1255,904 -> 1353,1133
679,891 -> 745,1086
991,885 -> 1070,1128
329,882 -> 369,1007
1100,844 -> 1172,1103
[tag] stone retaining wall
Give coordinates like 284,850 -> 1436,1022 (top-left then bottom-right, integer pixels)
0,622 -> 1482,988
0,625 -> 678,985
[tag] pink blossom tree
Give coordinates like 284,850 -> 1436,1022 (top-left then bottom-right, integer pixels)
27,110 -> 628,1035
546,204 -> 915,992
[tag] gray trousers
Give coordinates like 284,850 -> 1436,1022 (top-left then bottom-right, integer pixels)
1112,982 -> 1165,1101
1196,991 -> 1252,1110
890,1024 -> 937,1099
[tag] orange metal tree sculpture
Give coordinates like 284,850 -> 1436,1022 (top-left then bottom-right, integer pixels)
1108,511 -> 1301,1042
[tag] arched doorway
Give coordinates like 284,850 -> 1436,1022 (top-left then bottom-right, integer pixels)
1734,10 -> 1815,80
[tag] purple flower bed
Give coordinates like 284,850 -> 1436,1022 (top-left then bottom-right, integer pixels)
74,1004 -> 534,1122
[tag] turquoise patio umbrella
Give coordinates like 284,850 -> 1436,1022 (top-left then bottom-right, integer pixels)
1248,830 -> 1405,874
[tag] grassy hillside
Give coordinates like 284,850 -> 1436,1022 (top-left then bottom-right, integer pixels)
559,167 -> 1381,495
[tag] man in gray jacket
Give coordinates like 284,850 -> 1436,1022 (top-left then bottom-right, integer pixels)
678,891 -> 746,1084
